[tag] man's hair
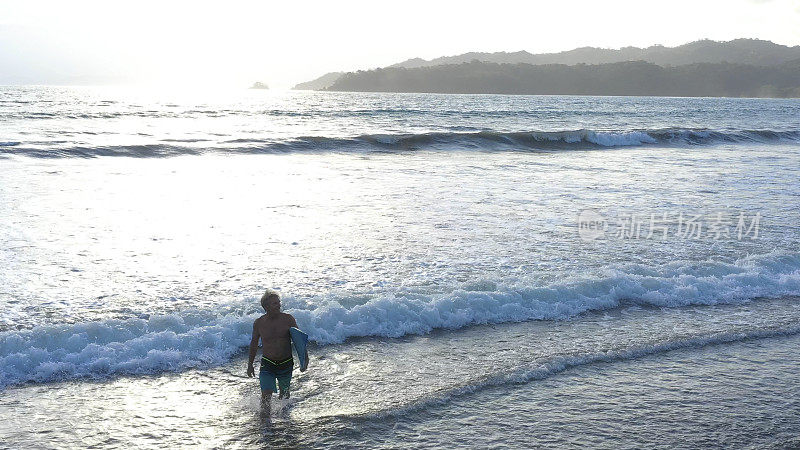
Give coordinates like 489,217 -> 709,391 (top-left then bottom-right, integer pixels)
260,289 -> 280,311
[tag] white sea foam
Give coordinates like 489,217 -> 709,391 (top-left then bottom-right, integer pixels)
584,130 -> 658,146
1,251 -> 799,388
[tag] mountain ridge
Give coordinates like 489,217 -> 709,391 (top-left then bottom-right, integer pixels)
390,38 -> 800,68
292,38 -> 800,92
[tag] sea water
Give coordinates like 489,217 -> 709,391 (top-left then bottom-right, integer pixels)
1,87 -> 799,448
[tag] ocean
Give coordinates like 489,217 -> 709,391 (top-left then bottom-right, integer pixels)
1,86 -> 799,448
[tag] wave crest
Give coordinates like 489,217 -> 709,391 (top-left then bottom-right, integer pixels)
3,128 -> 799,158
1,251 -> 799,388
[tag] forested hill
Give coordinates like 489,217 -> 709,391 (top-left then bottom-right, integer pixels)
324,60 -> 800,98
390,39 -> 800,69
292,39 -> 800,93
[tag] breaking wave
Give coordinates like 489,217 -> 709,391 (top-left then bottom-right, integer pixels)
3,128 -> 799,158
1,251 -> 799,388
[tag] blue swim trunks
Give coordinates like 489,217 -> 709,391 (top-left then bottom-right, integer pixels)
259,356 -> 293,394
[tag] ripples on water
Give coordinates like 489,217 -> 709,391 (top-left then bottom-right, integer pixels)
1,87 -> 799,447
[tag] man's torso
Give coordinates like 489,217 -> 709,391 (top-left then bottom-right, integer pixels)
256,313 -> 293,361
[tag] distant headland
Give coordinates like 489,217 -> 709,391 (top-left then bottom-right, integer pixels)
249,82 -> 269,89
293,39 -> 800,98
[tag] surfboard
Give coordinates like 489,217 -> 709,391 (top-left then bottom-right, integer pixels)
289,327 -> 309,372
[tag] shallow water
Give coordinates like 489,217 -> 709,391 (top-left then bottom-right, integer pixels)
1,88 -> 799,447
2,297 -> 799,448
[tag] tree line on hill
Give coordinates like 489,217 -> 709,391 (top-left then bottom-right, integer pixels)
323,59 -> 800,98
293,39 -> 800,98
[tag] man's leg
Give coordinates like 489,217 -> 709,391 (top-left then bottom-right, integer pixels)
261,389 -> 272,410
259,369 -> 277,412
276,371 -> 292,399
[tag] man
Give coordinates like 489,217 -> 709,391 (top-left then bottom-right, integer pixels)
247,289 -> 299,409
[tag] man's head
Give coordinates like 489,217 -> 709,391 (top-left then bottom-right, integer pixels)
261,289 -> 281,313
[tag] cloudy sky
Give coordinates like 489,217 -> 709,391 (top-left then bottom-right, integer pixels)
1,0 -> 798,89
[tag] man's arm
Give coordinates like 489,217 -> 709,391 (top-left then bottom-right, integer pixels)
247,320 -> 260,377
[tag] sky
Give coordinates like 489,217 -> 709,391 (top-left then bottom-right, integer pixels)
1,0 -> 799,89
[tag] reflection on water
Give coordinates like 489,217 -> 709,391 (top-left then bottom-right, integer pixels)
2,89 -> 800,447
2,143 -> 797,331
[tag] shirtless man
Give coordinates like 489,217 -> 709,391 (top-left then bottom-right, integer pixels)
247,289 -> 298,408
